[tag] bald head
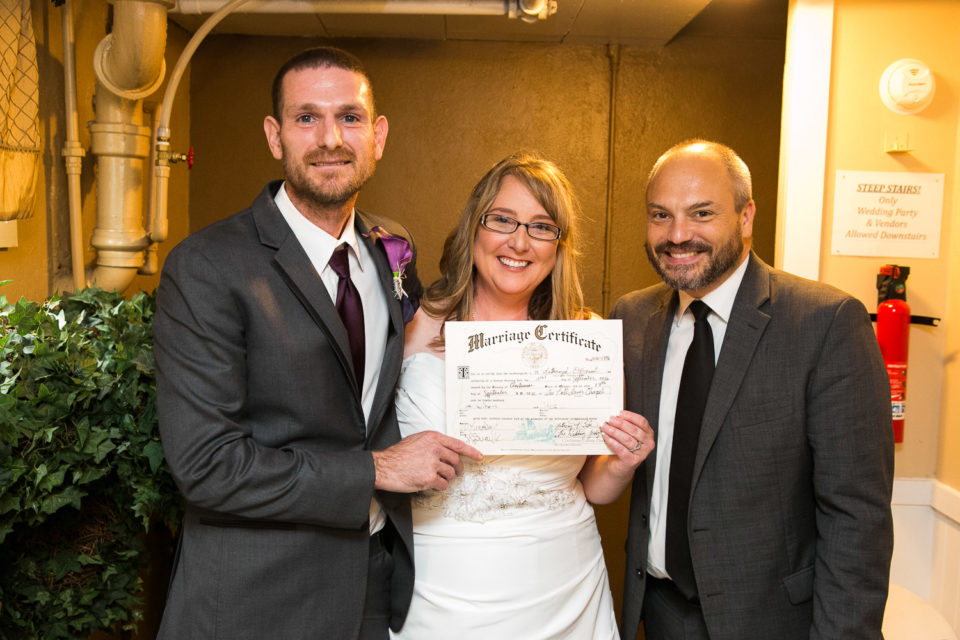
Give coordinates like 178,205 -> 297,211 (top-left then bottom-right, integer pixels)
647,140 -> 753,213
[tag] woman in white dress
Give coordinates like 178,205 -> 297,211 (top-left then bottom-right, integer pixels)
391,153 -> 654,640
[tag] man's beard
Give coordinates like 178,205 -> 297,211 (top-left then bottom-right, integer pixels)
283,147 -> 376,207
645,231 -> 743,293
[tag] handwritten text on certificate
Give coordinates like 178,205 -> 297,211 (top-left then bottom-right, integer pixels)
444,320 -> 623,455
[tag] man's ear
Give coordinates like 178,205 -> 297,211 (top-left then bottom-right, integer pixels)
372,115 -> 389,161
264,115 -> 283,161
740,199 -> 756,240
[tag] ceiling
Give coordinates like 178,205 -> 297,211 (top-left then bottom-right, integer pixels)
166,0 -> 789,48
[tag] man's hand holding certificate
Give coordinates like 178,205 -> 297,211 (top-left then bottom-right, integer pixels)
444,319 -> 623,454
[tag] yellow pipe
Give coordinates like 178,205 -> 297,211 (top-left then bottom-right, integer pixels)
88,0 -> 172,291
94,1 -> 168,98
88,89 -> 151,291
61,0 -> 86,292
600,44 -> 620,315
171,0 -> 516,16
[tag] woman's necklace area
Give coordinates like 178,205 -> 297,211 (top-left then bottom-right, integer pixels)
471,305 -> 530,322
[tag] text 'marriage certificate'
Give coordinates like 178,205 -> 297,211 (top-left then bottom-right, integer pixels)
444,319 -> 623,455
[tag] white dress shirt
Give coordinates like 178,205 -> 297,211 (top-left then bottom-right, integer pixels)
647,256 -> 750,580
275,183 -> 389,533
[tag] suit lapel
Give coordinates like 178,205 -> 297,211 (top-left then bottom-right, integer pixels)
693,255 -> 771,484
644,289 -> 677,493
356,212 -> 404,442
253,183 -> 360,403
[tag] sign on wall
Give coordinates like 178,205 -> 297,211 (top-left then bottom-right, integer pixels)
832,171 -> 943,258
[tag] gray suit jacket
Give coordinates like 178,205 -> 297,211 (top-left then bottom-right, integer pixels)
612,254 -> 893,640
154,182 -> 418,640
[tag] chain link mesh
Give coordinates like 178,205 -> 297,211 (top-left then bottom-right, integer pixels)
1,0 -> 41,219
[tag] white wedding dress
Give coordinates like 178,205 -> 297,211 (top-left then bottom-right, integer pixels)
390,353 -> 619,640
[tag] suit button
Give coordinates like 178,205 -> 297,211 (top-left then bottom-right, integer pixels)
637,569 -> 644,577
641,514 -> 649,528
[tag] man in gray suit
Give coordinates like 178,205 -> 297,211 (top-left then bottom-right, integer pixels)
153,47 -> 481,640
613,140 -> 894,639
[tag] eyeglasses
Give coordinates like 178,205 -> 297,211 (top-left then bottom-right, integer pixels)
480,213 -> 562,241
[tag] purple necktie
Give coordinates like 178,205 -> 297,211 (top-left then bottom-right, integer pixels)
328,245 -> 365,386
665,300 -> 715,602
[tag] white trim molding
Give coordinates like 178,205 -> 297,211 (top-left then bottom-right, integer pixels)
775,0 -> 834,279
890,477 -> 960,634
931,480 -> 960,522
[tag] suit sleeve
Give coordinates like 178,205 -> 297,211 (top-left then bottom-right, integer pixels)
807,297 -> 894,639
153,243 -> 375,530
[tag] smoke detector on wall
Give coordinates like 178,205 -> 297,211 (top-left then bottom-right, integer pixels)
879,59 -> 935,115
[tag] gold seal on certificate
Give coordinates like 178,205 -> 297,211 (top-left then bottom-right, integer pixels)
521,341 -> 547,368
444,319 -> 624,454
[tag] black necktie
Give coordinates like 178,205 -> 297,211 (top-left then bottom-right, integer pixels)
328,245 -> 365,386
665,300 -> 715,601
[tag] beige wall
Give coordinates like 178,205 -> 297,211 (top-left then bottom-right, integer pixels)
944,134 -> 960,490
820,0 -> 960,484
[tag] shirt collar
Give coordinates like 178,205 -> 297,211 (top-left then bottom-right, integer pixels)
675,253 -> 750,326
275,182 -> 366,273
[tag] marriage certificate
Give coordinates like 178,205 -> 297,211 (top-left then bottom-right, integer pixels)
444,320 -> 623,455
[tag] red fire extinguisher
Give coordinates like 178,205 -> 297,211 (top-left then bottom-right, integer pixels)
875,265 -> 910,443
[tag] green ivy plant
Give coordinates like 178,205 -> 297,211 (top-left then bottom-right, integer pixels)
0,285 -> 182,639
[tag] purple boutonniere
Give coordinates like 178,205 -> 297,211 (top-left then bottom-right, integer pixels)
366,226 -> 418,322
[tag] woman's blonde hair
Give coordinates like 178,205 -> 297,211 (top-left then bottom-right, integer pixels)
422,152 -> 588,341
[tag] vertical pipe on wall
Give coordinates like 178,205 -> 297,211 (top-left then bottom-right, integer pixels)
141,106 -> 160,275
151,0 -> 253,247
61,0 -> 86,291
88,0 -> 172,291
600,43 -> 620,315
88,88 -> 152,290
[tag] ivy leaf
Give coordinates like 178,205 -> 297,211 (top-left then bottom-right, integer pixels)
141,441 -> 165,474
4,457 -> 27,482
34,463 -> 48,486
37,382 -> 55,401
0,492 -> 21,514
18,583 -> 52,606
37,466 -> 67,492
94,438 -> 116,463
71,465 -> 108,485
51,551 -> 83,580
80,428 -> 110,458
39,486 -> 84,515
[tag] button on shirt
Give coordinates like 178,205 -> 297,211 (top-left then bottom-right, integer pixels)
647,256 -> 749,580
275,183 -> 389,534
